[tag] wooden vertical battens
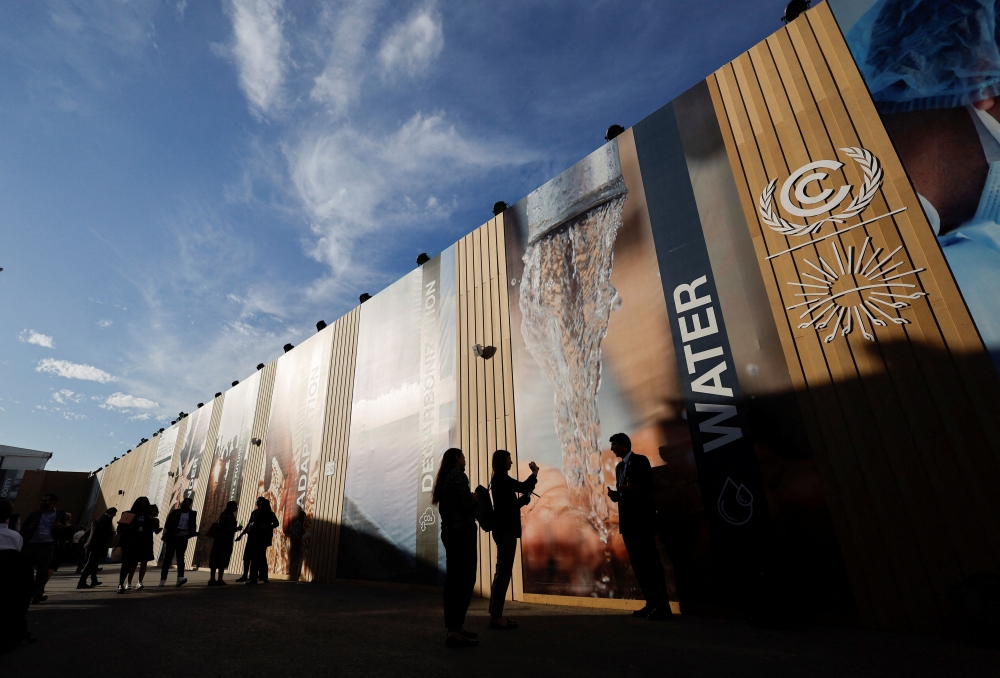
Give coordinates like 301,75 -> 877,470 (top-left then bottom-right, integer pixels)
307,309 -> 360,582
708,2 -> 1000,631
185,395 -> 225,567
456,215 -> 521,601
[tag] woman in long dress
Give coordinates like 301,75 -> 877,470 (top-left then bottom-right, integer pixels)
208,501 -> 239,585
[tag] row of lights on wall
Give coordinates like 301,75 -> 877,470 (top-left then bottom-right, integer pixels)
95,123 -> 631,476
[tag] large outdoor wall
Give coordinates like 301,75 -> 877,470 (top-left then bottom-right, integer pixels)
85,1 -> 1000,633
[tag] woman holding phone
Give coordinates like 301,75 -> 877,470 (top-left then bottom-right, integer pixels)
488,450 -> 538,630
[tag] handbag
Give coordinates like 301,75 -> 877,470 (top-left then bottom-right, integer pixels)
475,484 -> 494,532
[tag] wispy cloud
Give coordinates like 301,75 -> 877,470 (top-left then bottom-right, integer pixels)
19,329 -> 55,348
127,413 -> 151,422
379,7 -> 443,77
36,358 -> 117,383
97,319 -> 113,328
100,392 -> 159,410
51,389 -> 84,404
221,0 -> 287,119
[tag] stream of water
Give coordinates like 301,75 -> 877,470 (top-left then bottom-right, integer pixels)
519,194 -> 627,543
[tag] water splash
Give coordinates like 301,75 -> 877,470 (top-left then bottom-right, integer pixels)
519,194 -> 627,540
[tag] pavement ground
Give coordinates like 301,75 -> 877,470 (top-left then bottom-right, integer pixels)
5,565 -> 998,677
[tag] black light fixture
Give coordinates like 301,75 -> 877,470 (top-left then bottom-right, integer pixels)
126,449 -> 131,454
198,403 -> 204,408
215,392 -> 222,398
283,343 -> 294,353
316,320 -> 327,332
159,428 -> 164,433
605,125 -> 625,141
492,201 -> 508,216
117,489 -> 124,495
257,363 -> 265,370
153,431 -> 159,437
416,253 -> 430,266
782,0 -> 810,23
171,420 -> 176,425
473,344 -> 497,360
232,380 -> 239,387
178,412 -> 187,419
251,438 -> 262,446
359,293 -> 371,303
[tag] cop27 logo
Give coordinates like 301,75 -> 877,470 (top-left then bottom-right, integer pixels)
757,148 -> 925,343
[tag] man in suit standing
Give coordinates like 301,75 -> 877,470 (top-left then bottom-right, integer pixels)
76,506 -> 117,589
607,432 -> 672,620
159,497 -> 197,587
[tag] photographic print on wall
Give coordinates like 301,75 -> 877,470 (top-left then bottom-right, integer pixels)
258,328 -> 334,580
194,372 -> 261,566
166,404 -> 213,511
336,246 -> 457,585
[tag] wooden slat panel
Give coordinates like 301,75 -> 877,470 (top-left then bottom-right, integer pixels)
708,2 -> 1000,631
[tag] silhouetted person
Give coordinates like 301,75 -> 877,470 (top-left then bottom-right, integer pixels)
77,507 -> 117,589
160,497 -> 197,587
607,432 -> 672,620
20,493 -> 67,603
0,498 -> 34,652
127,504 -> 161,589
118,497 -> 155,594
433,448 -> 480,647
489,449 -> 538,630
208,501 -> 239,585
237,497 -> 278,585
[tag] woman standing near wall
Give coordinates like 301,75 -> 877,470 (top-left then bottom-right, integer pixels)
489,450 -> 538,630
117,497 -> 154,594
208,501 -> 239,585
432,448 -> 480,648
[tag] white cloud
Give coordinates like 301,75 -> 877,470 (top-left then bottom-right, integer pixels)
97,319 -> 113,328
51,389 -> 84,404
309,1 -> 377,115
175,1 -> 187,20
37,358 -> 117,383
127,413 -> 151,422
19,329 -> 55,348
379,8 -> 443,77
100,392 -> 159,410
223,0 -> 287,119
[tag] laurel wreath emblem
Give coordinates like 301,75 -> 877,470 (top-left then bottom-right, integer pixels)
758,147 -> 883,237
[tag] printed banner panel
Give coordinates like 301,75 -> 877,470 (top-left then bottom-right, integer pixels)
504,98 -> 846,609
194,372 -> 261,566
146,424 -> 179,511
167,404 -> 213,511
258,327 -> 334,580
337,246 -> 457,585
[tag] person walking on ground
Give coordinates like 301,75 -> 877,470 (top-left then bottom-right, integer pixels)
72,525 -> 88,573
125,504 -> 161,590
237,497 -> 278,585
160,497 -> 198,587
19,493 -> 67,604
208,501 -> 240,586
607,432 -> 673,621
77,507 -> 117,589
0,498 -> 34,653
118,497 -> 156,594
489,450 -> 538,631
432,448 -> 481,647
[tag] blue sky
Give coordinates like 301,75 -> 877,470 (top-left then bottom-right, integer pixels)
0,0 -> 787,471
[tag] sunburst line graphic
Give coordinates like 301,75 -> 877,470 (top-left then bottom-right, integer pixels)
785,237 -> 926,343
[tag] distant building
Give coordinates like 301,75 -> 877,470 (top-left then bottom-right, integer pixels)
0,444 -> 53,502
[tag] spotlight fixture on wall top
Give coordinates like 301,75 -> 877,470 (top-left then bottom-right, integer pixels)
316,320 -> 327,332
782,0 -> 810,23
171,420 -> 176,425
605,124 -> 625,141
140,438 -> 148,444
178,412 -> 187,419
416,253 -> 430,266
492,201 -> 508,216
153,432 -> 159,437
198,403 -> 204,408
359,293 -> 371,304
215,392 -> 222,398
472,344 -> 497,360
257,363 -> 265,371
232,380 -> 239,387
283,343 -> 294,353
159,428 -> 164,433
251,438 -> 262,446
126,449 -> 131,454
